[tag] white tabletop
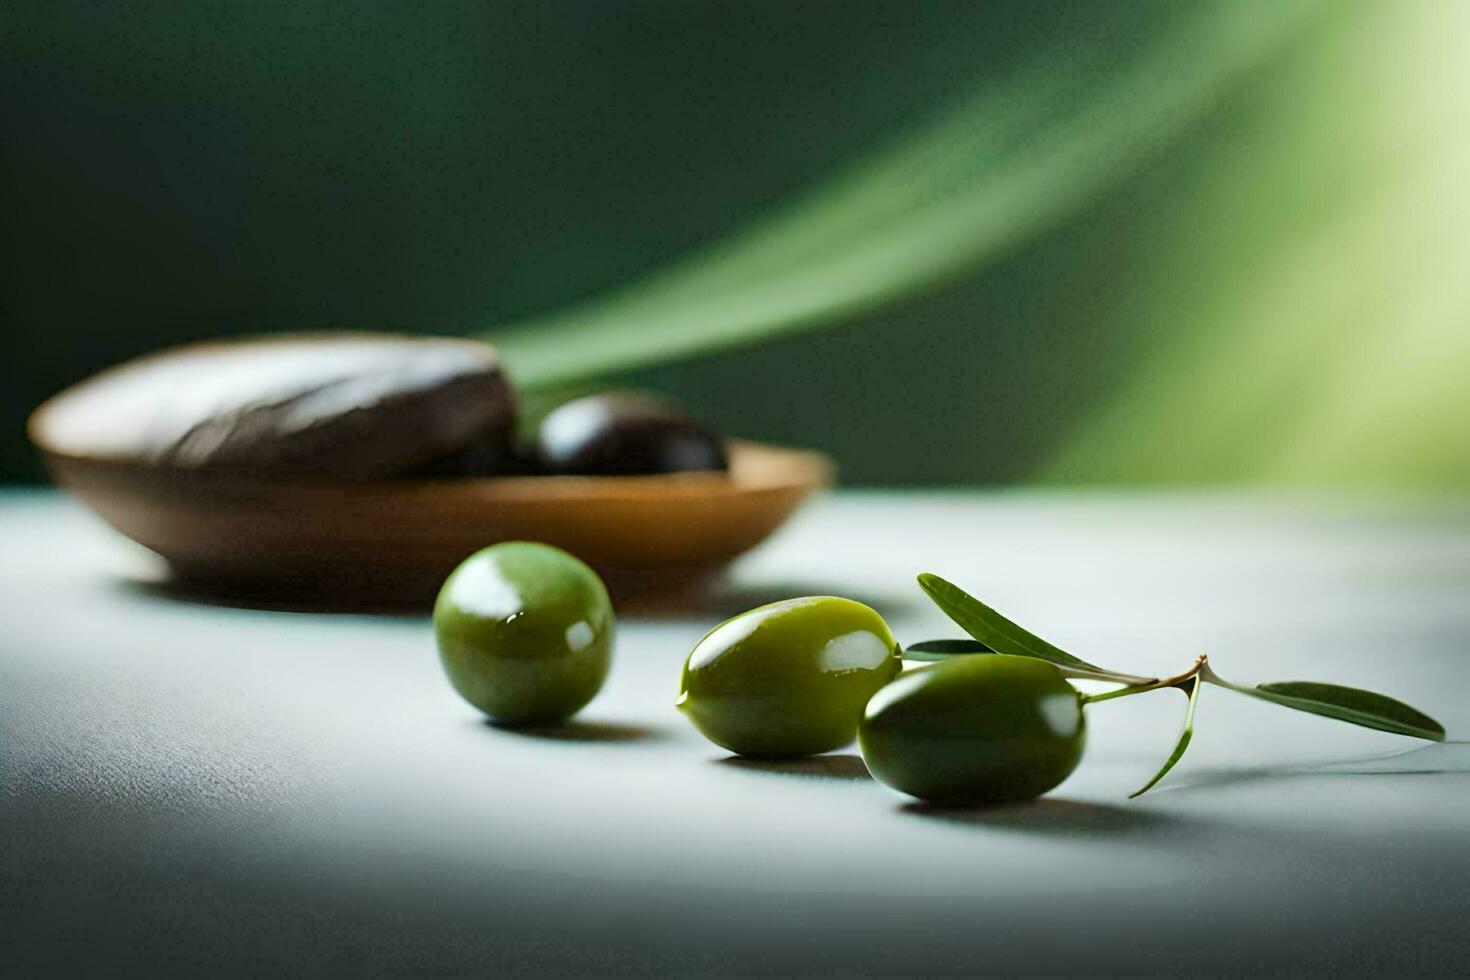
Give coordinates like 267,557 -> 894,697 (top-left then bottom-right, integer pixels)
3,489 -> 1467,975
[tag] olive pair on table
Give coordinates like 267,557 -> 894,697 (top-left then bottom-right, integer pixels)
676,597 -> 1085,804
678,576 -> 1447,805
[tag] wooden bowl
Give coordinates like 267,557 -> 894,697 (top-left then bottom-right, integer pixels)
33,439 -> 833,603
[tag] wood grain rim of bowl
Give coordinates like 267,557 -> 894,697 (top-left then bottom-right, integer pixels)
33,439 -> 835,603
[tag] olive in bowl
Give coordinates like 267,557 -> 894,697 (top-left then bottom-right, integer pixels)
434,542 -> 614,725
859,654 -> 1086,804
534,392 -> 727,476
677,596 -> 902,757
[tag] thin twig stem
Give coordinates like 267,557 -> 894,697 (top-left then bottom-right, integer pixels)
1079,655 -> 1208,706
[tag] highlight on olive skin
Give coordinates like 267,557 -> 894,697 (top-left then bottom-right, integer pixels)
434,541 -> 614,726
676,596 -> 902,758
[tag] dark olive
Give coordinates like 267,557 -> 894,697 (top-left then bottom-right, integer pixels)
533,392 -> 727,476
677,596 -> 902,758
434,542 -> 613,725
32,333 -> 518,480
859,655 -> 1085,804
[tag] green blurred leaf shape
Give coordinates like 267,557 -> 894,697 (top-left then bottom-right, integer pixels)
484,1 -> 1328,389
916,573 -> 1103,673
1250,681 -> 1445,742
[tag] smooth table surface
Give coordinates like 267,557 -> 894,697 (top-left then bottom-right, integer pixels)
3,489 -> 1468,975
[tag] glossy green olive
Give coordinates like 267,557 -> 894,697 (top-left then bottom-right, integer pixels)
677,596 -> 902,758
434,542 -> 613,725
859,655 -> 1085,804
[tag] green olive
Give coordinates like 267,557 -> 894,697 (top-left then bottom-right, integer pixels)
858,654 -> 1085,804
434,542 -> 613,725
677,596 -> 902,757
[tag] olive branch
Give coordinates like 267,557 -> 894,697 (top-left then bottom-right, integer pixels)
907,574 -> 1446,798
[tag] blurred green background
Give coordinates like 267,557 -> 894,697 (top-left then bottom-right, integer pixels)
4,0 -> 1466,486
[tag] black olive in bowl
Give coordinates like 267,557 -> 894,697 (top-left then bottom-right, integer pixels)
533,392 -> 728,477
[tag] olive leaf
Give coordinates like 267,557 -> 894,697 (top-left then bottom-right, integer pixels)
903,639 -> 996,661
1130,676 -> 1202,798
1247,681 -> 1444,742
916,574 -> 1105,673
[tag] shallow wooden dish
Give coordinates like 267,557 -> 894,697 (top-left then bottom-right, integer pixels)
32,439 -> 832,603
